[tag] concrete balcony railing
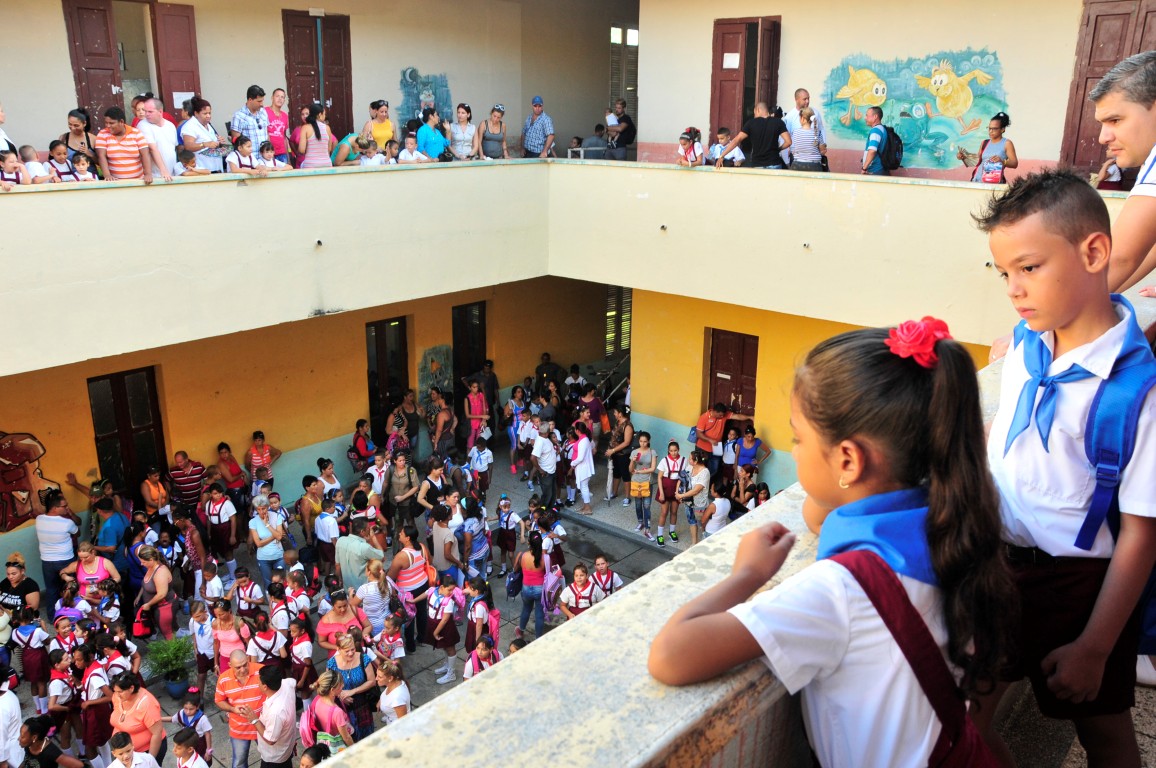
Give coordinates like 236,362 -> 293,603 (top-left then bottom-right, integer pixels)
2,159 -> 1129,378
320,287 -> 1154,768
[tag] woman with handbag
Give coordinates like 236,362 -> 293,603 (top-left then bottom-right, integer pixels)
387,525 -> 431,654
180,98 -> 229,173
513,531 -> 547,640
249,496 -> 286,588
133,547 -> 174,640
464,379 -> 490,451
326,635 -> 377,742
958,112 -> 1017,184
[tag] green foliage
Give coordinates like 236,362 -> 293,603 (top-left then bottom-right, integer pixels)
142,636 -> 194,681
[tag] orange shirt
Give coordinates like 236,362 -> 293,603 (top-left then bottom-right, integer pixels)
94,126 -> 148,179
111,689 -> 162,751
695,410 -> 728,452
215,663 -> 266,739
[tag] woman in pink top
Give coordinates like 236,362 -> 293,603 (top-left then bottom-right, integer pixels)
211,600 -> 251,672
264,88 -> 291,162
297,103 -> 334,169
61,542 -> 120,607
514,531 -> 547,639
388,524 -> 431,654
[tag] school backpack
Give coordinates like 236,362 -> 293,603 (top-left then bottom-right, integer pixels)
879,125 -> 903,171
505,566 -> 523,599
385,429 -> 410,456
542,564 -> 565,614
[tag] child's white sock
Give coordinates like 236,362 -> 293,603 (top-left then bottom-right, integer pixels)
567,488 -> 575,502
99,744 -> 111,766
37,696 -> 48,713
657,526 -> 665,536
90,755 -> 105,768
226,559 -> 238,582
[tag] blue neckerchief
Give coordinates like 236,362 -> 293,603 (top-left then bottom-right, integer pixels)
817,487 -> 937,586
1003,295 -> 1146,455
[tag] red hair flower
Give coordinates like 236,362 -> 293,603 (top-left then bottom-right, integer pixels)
885,317 -> 952,369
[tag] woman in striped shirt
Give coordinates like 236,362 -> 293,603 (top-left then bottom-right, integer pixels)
788,107 -> 825,172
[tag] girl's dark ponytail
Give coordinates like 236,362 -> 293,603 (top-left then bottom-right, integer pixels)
925,338 -> 1014,697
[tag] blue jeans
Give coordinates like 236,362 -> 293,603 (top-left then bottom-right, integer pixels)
634,495 -> 652,528
230,737 -> 253,768
519,585 -> 544,637
256,557 -> 285,588
41,557 -> 75,620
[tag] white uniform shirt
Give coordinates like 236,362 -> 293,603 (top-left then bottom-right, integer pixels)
1130,143 -> 1156,198
0,690 -> 23,768
137,119 -> 178,179
730,560 -> 946,768
987,303 -> 1156,556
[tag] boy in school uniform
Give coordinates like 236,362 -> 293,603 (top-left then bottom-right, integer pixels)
973,169 -> 1156,766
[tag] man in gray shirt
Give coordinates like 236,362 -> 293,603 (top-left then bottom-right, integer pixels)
335,518 -> 383,591
581,125 -> 608,159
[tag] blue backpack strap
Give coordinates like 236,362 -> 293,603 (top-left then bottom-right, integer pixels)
1075,361 -> 1156,550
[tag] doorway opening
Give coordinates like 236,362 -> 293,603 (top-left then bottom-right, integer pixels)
707,328 -> 758,418
366,317 -> 410,444
86,366 -> 167,505
282,10 -> 354,141
708,16 -> 781,147
451,302 -> 487,450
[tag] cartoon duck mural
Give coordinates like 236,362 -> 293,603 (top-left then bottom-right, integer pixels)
915,60 -> 993,134
835,66 -> 888,126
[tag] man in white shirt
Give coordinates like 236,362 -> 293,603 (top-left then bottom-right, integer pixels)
782,88 -> 827,167
531,425 -> 559,507
137,98 -> 175,182
246,665 -> 296,768
36,490 -> 80,620
0,672 -> 23,768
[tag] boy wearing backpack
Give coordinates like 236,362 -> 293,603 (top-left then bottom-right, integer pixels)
973,170 -> 1156,766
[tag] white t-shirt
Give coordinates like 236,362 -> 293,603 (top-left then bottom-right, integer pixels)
48,676 -> 74,705
398,148 -> 427,162
498,508 -> 521,530
560,581 -> 605,611
246,630 -> 286,661
109,753 -> 161,768
234,580 -> 264,610
35,515 -> 78,561
24,160 -> 49,180
170,709 -> 213,737
204,498 -> 236,525
359,154 -> 386,166
1130,143 -> 1156,198
189,617 -> 214,656
729,560 -> 947,768
531,435 -> 557,474
225,150 -> 259,171
987,302 -> 1156,556
379,682 -> 410,724
202,576 -> 224,603
137,119 -> 178,179
180,119 -> 222,171
705,497 -> 730,535
315,513 -> 340,543
255,156 -> 288,170
468,447 -> 494,473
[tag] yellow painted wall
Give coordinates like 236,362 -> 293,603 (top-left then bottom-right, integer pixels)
636,0 -> 1083,163
0,276 -> 606,513
631,289 -> 990,454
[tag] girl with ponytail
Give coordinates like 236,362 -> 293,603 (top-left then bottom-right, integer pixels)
649,319 -> 1013,767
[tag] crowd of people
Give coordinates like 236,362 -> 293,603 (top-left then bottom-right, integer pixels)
0,88 -> 637,189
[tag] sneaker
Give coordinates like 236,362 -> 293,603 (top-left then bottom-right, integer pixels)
656,535 -> 665,547
622,497 -> 631,507
509,465 -> 517,475
527,481 -> 535,491
433,663 -> 448,675
498,566 -> 508,577
565,498 -> 575,507
1139,655 -> 1156,687
514,627 -> 524,639
669,531 -> 680,543
643,529 -> 655,541
436,669 -> 456,685
633,523 -> 643,533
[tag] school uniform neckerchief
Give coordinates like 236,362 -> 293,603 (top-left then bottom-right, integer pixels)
1004,295 -> 1147,455
816,487 -> 937,586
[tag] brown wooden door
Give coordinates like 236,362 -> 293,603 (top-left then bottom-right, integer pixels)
283,11 -> 321,123
321,16 -> 354,140
366,317 -> 410,442
709,22 -> 748,146
87,367 -> 167,503
62,0 -> 122,122
152,3 -> 201,110
709,329 -> 758,418
756,18 -> 781,109
1061,0 -> 1156,172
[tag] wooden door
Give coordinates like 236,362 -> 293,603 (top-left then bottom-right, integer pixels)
709,329 -> 758,418
321,15 -> 354,140
452,302 -> 487,449
709,22 -> 748,146
366,317 -> 410,443
62,0 -> 123,122
87,367 -> 167,503
756,18 -> 781,110
283,11 -> 321,120
1060,0 -> 1156,172
152,3 -> 201,110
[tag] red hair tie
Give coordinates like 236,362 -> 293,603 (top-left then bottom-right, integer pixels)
885,317 -> 952,369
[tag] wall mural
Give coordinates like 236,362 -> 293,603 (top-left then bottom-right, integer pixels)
398,67 -> 453,124
0,432 -> 61,532
417,345 -> 454,407
822,49 -> 1007,170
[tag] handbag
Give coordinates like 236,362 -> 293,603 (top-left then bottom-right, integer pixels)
828,551 -> 999,767
687,427 -> 697,443
480,425 -> 493,441
132,606 -> 153,639
438,149 -> 454,163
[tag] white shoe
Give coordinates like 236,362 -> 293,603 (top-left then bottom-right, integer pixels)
1138,655 -> 1156,687
633,523 -> 643,532
622,498 -> 631,507
436,669 -> 456,685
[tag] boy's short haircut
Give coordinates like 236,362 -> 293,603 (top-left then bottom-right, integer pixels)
203,561 -> 218,574
18,145 -> 36,160
173,727 -> 199,748
971,169 -> 1111,246
1089,50 -> 1156,106
717,127 -> 731,137
177,148 -> 195,163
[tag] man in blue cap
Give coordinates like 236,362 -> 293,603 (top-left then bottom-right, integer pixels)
521,95 -> 555,158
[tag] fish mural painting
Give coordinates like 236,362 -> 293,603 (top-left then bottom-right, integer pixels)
823,49 -> 1007,170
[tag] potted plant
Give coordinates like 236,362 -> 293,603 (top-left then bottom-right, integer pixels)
143,636 -> 195,699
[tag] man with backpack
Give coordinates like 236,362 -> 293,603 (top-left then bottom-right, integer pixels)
862,106 -> 889,175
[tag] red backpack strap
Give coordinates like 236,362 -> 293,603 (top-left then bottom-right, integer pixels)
827,551 -> 965,750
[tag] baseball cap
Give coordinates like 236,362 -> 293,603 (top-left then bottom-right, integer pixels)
531,96 -> 544,106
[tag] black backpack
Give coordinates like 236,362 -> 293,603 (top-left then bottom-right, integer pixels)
879,125 -> 903,171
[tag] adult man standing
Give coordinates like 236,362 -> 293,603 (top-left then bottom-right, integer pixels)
581,125 -> 608,159
230,86 -> 269,150
215,652 -> 266,768
92,497 -> 130,576
694,403 -> 742,478
35,490 -> 79,619
605,98 -> 636,160
714,102 -> 790,170
136,98 -> 175,181
861,106 -> 888,175
534,352 -> 566,395
782,88 -> 827,166
335,519 -> 383,591
243,665 -> 296,768
168,451 -> 206,511
94,107 -> 153,182
531,425 -> 558,507
521,96 -> 554,158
